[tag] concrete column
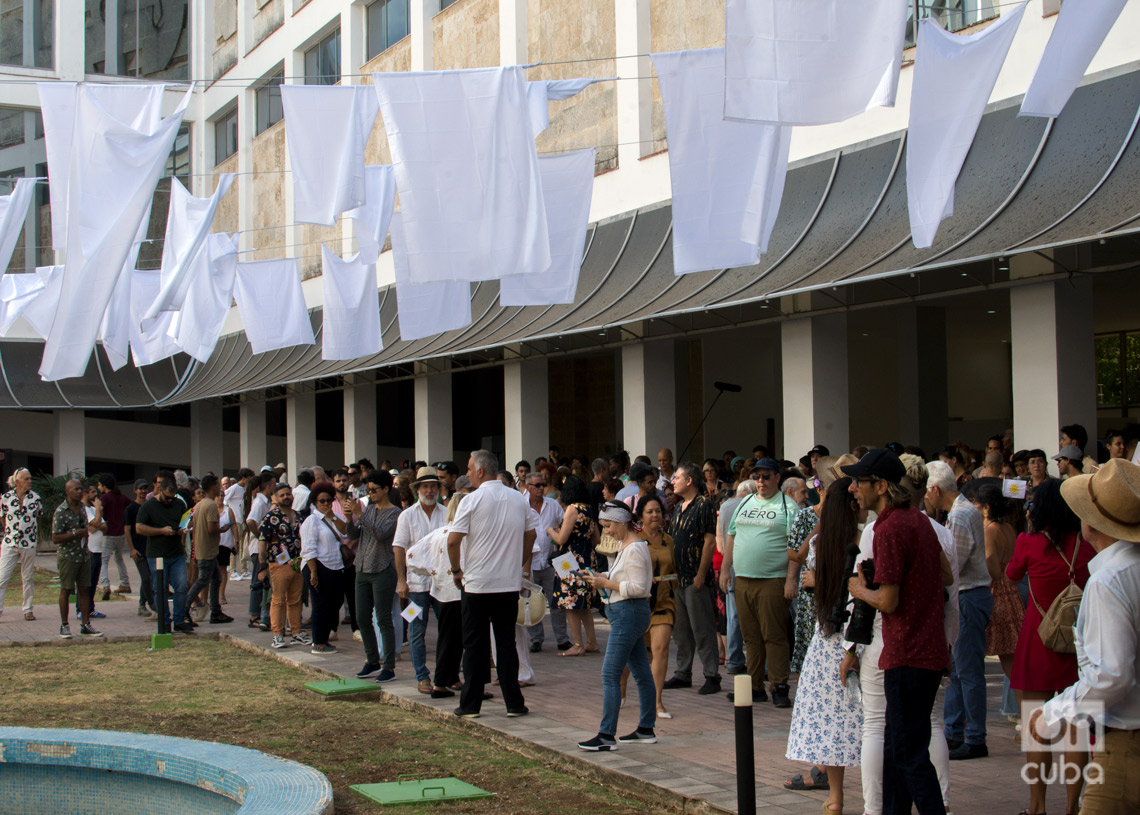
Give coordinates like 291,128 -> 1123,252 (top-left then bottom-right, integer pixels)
414,371 -> 453,464
499,0 -> 528,65
621,342 -> 676,457
1011,279 -> 1096,464
895,306 -> 948,456
239,401 -> 267,469
343,377 -> 377,466
54,0 -> 84,80
190,401 -> 225,476
410,0 -> 435,71
781,314 -> 850,459
53,409 -> 86,476
504,359 -> 548,466
615,0 -> 652,165
286,393 -> 317,482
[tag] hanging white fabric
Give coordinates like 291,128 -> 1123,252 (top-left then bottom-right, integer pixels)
525,78 -> 605,136
907,5 -> 1027,249
281,85 -> 379,227
233,258 -> 315,354
21,266 -> 65,340
653,48 -> 791,276
0,273 -> 47,336
128,269 -> 180,367
143,174 -> 236,321
37,83 -> 77,252
391,212 -> 472,341
1019,0 -> 1128,118
100,203 -> 153,371
344,165 -> 398,265
0,179 -> 36,283
371,66 -> 551,284
723,0 -> 907,125
168,233 -> 240,364
38,83 -> 191,381
320,245 -> 383,361
500,149 -> 595,306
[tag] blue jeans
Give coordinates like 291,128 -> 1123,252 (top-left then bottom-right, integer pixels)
943,586 -> 993,745
599,598 -> 656,737
148,555 -> 188,628
725,581 -> 745,673
408,590 -> 436,682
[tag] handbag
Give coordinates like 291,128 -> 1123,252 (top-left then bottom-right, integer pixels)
517,579 -> 547,626
1029,535 -> 1084,654
319,515 -> 353,568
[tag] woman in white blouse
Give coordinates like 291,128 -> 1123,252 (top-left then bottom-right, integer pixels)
578,501 -> 656,752
300,482 -> 346,654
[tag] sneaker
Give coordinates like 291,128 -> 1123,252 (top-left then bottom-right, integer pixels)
352,630 -> 363,642
311,644 -> 337,655
136,606 -> 147,617
530,641 -> 542,653
577,734 -> 617,752
948,742 -> 988,761
229,571 -> 242,581
618,729 -> 657,744
453,707 -> 480,718
662,676 -> 692,690
772,683 -> 792,708
59,623 -> 72,639
173,622 -> 196,634
506,706 -> 529,718
698,676 -> 722,695
355,662 -> 381,678
375,669 -> 397,683
291,632 -> 312,646
89,610 -> 107,619
240,571 -> 252,580
328,630 -> 338,642
79,623 -> 104,638
271,635 -> 288,649
209,612 -> 234,624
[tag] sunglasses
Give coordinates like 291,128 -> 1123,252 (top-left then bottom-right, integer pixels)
314,497 -> 332,505
755,472 -> 777,480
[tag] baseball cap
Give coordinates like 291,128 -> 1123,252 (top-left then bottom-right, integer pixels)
750,457 -> 780,473
1053,445 -> 1083,463
809,445 -> 830,457
840,448 -> 906,484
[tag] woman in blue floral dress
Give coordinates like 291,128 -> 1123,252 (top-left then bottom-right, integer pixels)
548,476 -> 598,656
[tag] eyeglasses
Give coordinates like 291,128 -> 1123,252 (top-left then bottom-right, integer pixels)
314,497 -> 332,505
854,477 -> 880,485
366,485 -> 385,493
755,472 -> 777,480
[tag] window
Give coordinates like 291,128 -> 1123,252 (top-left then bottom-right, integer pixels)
439,0 -> 459,9
367,0 -> 409,59
304,29 -> 341,85
214,108 -> 238,164
167,124 -> 190,180
1,0 -> 52,69
83,0 -> 188,79
256,72 -> 284,135
905,0 -> 998,48
0,108 -> 23,149
1096,332 -> 1140,412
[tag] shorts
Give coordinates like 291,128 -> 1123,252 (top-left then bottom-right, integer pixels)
58,555 -> 92,592
217,546 -> 232,568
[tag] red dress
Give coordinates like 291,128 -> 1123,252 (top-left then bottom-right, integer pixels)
1006,531 -> 1094,692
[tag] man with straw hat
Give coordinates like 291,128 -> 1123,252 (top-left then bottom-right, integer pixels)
1035,458 -> 1140,815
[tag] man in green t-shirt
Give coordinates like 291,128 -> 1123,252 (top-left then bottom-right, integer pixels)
136,475 -> 192,633
723,458 -> 796,708
51,478 -> 103,639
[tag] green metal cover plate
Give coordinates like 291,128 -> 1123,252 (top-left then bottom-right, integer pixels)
351,776 -> 493,805
304,678 -> 380,696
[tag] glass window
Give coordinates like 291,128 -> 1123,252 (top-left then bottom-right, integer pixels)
256,72 -> 284,135
167,124 -> 190,180
0,108 -> 23,149
1,0 -> 52,69
905,0 -> 999,48
84,0 -> 188,78
439,0 -> 459,9
304,28 -> 340,85
1096,332 -> 1140,410
367,0 -> 410,59
214,108 -> 238,164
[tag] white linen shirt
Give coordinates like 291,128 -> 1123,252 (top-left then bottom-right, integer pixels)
601,539 -> 653,603
292,483 -> 311,513
528,496 -> 563,572
299,509 -> 345,571
449,479 -> 537,594
393,501 -> 447,592
424,526 -> 461,604
246,492 -> 269,556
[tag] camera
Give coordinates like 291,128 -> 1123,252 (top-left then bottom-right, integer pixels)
825,542 -> 878,646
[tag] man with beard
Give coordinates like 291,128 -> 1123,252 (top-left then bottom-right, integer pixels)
394,467 -> 447,691
136,475 -> 193,634
186,475 -> 234,626
260,482 -> 308,648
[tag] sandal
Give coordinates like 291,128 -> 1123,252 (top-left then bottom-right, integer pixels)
785,767 -> 829,791
560,644 -> 585,656
24,612 -> 35,621
822,804 -> 842,814
583,643 -> 599,653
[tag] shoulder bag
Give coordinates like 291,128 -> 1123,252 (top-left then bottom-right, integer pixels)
1029,535 -> 1084,654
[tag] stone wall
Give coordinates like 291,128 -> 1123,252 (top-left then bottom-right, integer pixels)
433,0 -> 500,70
212,154 -> 240,234
361,38 -> 412,168
649,0 -> 724,151
251,120 -> 286,259
213,0 -> 238,78
251,0 -> 285,54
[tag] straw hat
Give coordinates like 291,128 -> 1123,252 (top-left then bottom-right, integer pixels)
412,466 -> 440,487
1060,458 -> 1140,543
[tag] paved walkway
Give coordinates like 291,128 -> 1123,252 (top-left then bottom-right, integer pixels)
4,556 -> 1061,815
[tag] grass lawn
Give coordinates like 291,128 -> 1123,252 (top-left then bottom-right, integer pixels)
0,639 -> 650,815
3,569 -> 127,608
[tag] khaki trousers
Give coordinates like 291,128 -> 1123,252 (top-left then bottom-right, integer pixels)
734,576 -> 791,691
268,563 -> 303,637
1081,728 -> 1140,815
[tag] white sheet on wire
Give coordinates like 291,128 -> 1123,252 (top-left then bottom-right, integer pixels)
907,5 -> 1027,249
167,233 -> 239,364
500,149 -> 595,306
344,164 -> 398,265
21,266 -> 65,340
233,258 -> 315,354
371,66 -> 551,284
0,273 -> 47,336
144,174 -> 235,320
281,85 -> 379,227
391,212 -> 472,341
652,48 -> 790,276
38,83 -> 78,252
525,79 -> 604,136
128,268 -> 180,367
724,0 -> 907,125
1019,0 -> 1128,118
100,204 -> 153,371
0,179 -> 36,283
38,83 -> 190,381
321,245 -> 383,361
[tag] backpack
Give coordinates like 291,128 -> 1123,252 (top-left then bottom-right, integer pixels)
1029,535 -> 1084,654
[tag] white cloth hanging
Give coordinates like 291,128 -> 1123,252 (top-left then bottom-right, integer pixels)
525,78 -> 604,136
38,83 -> 77,252
281,85 -> 379,227
233,258 -> 315,354
907,5 -> 1027,249
38,83 -> 191,381
128,269 -> 180,367
144,174 -> 236,320
168,233 -> 240,364
343,165 -> 398,265
0,179 -> 36,283
21,266 -> 65,340
724,0 -> 907,125
100,203 -> 153,371
391,212 -> 472,341
320,245 -> 383,361
371,66 -> 551,284
652,48 -> 791,276
0,273 -> 47,336
500,149 -> 595,306
1019,0 -> 1128,118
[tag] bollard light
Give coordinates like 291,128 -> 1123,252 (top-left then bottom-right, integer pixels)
734,674 -> 755,815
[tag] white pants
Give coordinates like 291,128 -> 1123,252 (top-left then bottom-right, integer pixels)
0,546 -> 36,614
491,622 -> 534,684
99,535 -> 131,589
859,622 -> 951,814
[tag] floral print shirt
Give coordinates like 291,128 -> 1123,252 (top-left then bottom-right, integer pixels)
669,494 -> 717,587
0,490 -> 41,549
52,501 -> 91,563
258,506 -> 303,562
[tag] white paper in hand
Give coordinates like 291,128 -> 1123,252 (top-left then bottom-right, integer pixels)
400,601 -> 424,623
1002,479 -> 1028,500
552,553 -> 577,579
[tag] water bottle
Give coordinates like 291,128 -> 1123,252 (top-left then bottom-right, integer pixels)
844,671 -> 862,708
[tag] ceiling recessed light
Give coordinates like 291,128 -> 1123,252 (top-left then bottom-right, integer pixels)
986,309 -> 996,314
961,272 -> 968,277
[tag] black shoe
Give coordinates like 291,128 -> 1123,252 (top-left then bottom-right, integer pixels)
577,734 -> 616,752
173,622 -> 196,634
209,612 -> 234,624
375,669 -> 396,683
617,728 -> 657,744
945,738 -> 964,752
772,683 -> 791,708
355,662 -> 381,679
530,641 -> 543,653
430,688 -> 455,699
948,742 -> 988,760
662,676 -> 692,690
557,641 -> 573,651
698,676 -> 722,695
506,706 -> 529,717
453,707 -> 480,718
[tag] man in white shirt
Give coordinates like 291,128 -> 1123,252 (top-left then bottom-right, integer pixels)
293,469 -> 314,517
447,449 -> 537,718
522,471 -> 570,653
225,468 -> 254,578
244,472 -> 275,630
1037,459 -> 1140,815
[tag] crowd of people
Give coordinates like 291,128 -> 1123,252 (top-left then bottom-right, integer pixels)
0,423 -> 1137,815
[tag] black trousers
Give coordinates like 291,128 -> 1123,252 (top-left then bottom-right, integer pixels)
309,561 -> 344,646
883,665 -> 945,815
187,558 -> 221,614
459,590 -> 525,713
342,563 -> 358,631
434,600 -> 463,688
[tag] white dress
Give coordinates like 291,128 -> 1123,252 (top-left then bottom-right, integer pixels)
785,537 -> 864,766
